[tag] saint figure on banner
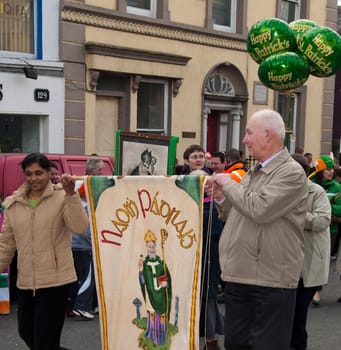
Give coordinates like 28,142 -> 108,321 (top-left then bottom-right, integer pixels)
138,229 -> 172,346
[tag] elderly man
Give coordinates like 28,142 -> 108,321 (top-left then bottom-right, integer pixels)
86,157 -> 104,175
208,109 -> 308,350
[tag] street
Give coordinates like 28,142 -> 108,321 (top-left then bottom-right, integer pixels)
0,263 -> 340,350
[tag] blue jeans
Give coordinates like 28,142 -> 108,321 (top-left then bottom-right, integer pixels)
68,249 -> 95,311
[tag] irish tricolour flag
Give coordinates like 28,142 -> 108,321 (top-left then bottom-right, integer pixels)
0,271 -> 10,314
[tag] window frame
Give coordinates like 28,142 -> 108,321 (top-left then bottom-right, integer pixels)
275,86 -> 307,152
280,0 -> 300,22
276,0 -> 309,22
206,0 -> 246,35
126,0 -> 157,18
277,92 -> 298,152
136,78 -> 169,135
212,0 -> 237,33
0,114 -> 43,153
0,0 -> 42,59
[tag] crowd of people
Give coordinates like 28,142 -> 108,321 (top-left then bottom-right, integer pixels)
0,108 -> 341,350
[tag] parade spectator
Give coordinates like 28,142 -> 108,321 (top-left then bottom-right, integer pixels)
210,152 -> 226,173
222,148 -> 247,182
295,146 -> 304,154
309,156 -> 341,305
309,156 -> 341,256
334,167 -> 341,264
49,161 -> 59,184
207,109 -> 308,350
304,152 -> 313,166
335,167 -> 341,184
304,152 -> 314,175
86,157 -> 104,176
67,157 -> 104,319
290,153 -> 331,350
180,145 -> 213,175
67,197 -> 95,320
0,152 -> 88,350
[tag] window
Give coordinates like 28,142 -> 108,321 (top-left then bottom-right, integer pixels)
280,0 -> 301,22
212,0 -> 236,33
0,0 -> 42,58
276,87 -> 307,153
126,0 -> 156,18
137,80 -> 169,134
0,115 -> 40,153
278,93 -> 297,152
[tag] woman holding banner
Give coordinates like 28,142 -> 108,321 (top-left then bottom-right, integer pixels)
0,152 -> 88,350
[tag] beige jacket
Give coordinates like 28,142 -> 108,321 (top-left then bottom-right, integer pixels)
218,149 -> 308,289
301,181 -> 331,287
0,182 -> 88,290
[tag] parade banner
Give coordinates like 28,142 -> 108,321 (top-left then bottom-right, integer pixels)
84,175 -> 205,350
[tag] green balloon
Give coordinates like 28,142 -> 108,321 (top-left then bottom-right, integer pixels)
258,52 -> 310,91
247,18 -> 297,64
289,19 -> 318,42
297,26 -> 341,77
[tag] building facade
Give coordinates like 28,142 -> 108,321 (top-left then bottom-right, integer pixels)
60,0 -> 338,160
0,1 -> 338,162
0,0 -> 65,153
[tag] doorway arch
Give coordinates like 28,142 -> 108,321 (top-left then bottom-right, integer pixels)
202,62 -> 248,154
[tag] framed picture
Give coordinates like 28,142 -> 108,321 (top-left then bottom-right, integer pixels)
114,130 -> 179,175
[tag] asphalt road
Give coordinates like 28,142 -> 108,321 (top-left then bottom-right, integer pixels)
1,263 -> 340,350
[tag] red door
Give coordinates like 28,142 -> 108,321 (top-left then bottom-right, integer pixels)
206,110 -> 219,153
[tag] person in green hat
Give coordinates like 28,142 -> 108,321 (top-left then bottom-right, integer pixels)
309,155 -> 341,304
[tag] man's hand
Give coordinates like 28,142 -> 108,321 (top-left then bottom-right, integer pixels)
213,173 -> 231,186
205,173 -> 231,201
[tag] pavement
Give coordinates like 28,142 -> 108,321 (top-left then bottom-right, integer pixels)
0,263 -> 340,350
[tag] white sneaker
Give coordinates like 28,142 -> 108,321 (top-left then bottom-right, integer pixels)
74,309 -> 94,320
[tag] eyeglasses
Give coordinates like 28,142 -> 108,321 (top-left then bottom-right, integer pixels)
189,154 -> 205,160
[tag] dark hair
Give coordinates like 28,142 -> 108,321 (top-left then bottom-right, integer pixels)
21,153 -> 51,172
225,148 -> 241,163
211,152 -> 225,163
183,144 -> 204,160
314,164 -> 336,185
49,161 -> 58,170
175,165 -> 186,175
315,171 -> 324,185
335,167 -> 341,177
295,146 -> 304,154
291,153 -> 310,176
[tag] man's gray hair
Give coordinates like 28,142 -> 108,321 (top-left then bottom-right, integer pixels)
254,109 -> 286,141
86,157 -> 103,175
